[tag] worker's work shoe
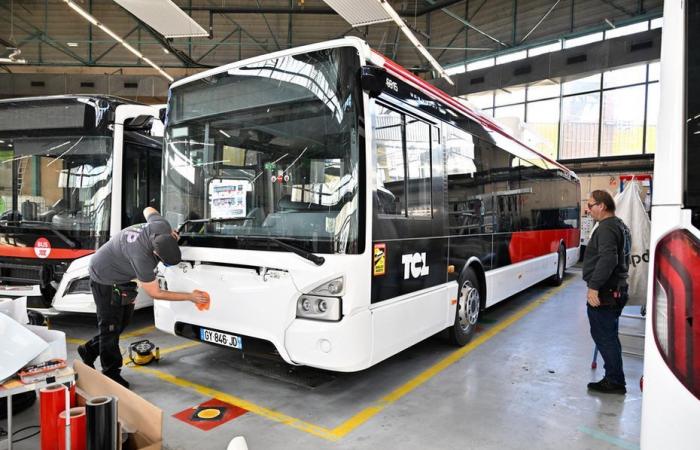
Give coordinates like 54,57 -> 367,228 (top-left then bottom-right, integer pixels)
587,378 -> 626,394
105,371 -> 130,389
77,344 -> 96,369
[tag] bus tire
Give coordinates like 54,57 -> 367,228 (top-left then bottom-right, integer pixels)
549,245 -> 566,286
449,267 -> 481,346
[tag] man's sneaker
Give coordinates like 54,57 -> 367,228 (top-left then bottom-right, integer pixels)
77,344 -> 96,369
587,378 -> 626,394
105,372 -> 130,389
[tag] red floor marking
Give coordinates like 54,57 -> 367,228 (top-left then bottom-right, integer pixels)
173,398 -> 248,431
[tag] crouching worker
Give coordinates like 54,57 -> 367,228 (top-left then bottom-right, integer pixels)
78,207 -> 209,388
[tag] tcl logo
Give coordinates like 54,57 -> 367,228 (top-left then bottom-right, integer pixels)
402,252 -> 429,279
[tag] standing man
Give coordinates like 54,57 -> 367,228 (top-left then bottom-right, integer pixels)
78,207 -> 209,388
583,190 -> 631,395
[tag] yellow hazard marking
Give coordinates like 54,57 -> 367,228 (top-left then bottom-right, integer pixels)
129,278 -> 573,441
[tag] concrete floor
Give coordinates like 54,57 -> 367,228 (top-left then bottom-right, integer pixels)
2,267 -> 644,450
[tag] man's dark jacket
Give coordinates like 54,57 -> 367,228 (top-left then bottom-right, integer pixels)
582,216 -> 630,291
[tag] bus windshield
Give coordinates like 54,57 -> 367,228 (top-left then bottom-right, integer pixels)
0,135 -> 112,235
164,46 -> 363,254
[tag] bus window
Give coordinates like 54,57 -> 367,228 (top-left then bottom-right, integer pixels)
688,0 -> 700,228
374,105 -> 405,216
445,126 -> 483,235
405,117 -> 432,218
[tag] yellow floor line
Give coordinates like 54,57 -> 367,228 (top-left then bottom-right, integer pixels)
66,325 -> 157,346
121,325 -> 157,339
331,278 -> 573,438
126,279 -> 573,441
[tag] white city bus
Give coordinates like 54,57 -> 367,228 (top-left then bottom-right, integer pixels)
640,1 -> 700,448
0,95 -> 164,313
156,38 -> 580,371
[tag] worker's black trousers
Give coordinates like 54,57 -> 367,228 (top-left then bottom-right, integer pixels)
84,281 -> 135,375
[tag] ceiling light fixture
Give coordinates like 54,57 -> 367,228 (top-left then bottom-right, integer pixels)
322,0 -> 453,84
114,0 -> 209,38
62,0 -> 174,82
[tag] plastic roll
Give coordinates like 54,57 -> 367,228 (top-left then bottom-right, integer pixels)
57,407 -> 86,450
40,384 -> 70,450
86,396 -> 118,450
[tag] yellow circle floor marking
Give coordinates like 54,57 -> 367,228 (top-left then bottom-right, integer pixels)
196,408 -> 222,420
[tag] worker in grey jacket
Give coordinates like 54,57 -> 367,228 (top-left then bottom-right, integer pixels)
78,207 -> 209,388
582,189 -> 631,394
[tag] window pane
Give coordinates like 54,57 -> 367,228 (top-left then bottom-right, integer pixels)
528,41 -> 562,57
374,106 -> 405,216
405,118 -> 432,218
496,50 -> 527,65
526,98 -> 560,160
445,127 -> 476,175
446,64 -> 466,76
600,85 -> 646,156
463,91 -> 494,109
562,74 -> 601,95
604,21 -> 648,39
648,62 -> 660,81
494,104 -> 525,121
564,32 -> 603,49
527,81 -> 560,101
495,86 -> 525,106
467,58 -> 495,71
603,65 -> 647,88
650,17 -> 663,29
560,93 -> 601,159
646,82 -> 659,154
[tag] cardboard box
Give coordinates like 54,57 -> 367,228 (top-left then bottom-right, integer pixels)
74,361 -> 162,450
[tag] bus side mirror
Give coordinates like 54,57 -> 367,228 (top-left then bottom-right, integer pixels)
360,67 -> 386,98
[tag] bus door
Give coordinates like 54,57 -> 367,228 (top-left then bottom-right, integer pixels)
370,100 -> 447,304
122,141 -> 162,227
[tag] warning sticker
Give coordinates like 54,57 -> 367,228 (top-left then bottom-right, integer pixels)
373,243 -> 386,276
34,237 -> 51,259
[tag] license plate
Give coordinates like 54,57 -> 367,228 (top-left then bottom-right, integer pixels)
199,328 -> 243,350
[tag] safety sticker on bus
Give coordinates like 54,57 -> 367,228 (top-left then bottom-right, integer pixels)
373,243 -> 386,276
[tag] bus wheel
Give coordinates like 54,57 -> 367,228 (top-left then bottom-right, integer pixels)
549,246 -> 566,286
449,268 -> 480,346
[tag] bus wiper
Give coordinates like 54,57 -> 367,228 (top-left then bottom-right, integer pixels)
177,217 -> 248,233
8,220 -> 79,248
237,235 -> 325,266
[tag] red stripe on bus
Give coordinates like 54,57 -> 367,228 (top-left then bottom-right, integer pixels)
508,229 -> 580,264
0,244 -> 94,260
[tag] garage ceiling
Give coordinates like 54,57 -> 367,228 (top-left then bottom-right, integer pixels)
0,0 -> 662,80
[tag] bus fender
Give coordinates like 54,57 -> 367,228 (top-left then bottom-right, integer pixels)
459,257 -> 486,310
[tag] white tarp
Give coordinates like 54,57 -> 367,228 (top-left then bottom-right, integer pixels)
614,181 -> 651,306
0,297 -> 29,324
0,313 -> 48,382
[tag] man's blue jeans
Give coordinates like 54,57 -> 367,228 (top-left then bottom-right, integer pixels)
587,304 -> 625,385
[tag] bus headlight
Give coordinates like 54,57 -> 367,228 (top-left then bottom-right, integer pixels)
310,276 -> 344,296
296,295 -> 341,321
